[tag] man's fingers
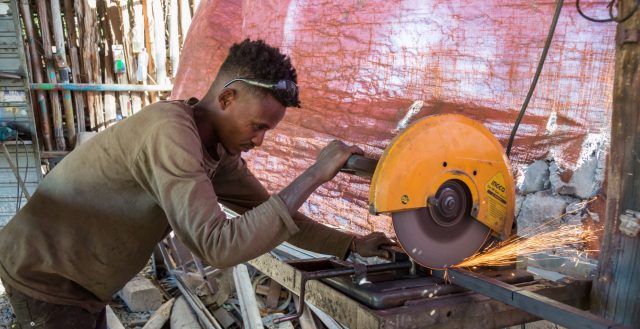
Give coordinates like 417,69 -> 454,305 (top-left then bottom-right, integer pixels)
348,145 -> 365,156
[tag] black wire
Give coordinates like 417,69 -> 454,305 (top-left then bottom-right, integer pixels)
576,0 -> 639,23
506,0 -> 564,157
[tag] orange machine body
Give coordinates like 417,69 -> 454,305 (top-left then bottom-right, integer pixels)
369,114 -> 515,239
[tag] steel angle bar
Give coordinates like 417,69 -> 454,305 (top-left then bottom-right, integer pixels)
434,269 -> 630,329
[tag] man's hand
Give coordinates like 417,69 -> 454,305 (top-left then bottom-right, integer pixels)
279,140 -> 364,215
351,232 -> 395,259
310,140 -> 364,183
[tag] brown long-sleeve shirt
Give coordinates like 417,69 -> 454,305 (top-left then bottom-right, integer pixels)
0,99 -> 353,312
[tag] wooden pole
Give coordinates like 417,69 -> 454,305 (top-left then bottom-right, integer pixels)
36,0 -> 66,150
151,0 -> 167,85
63,0 -> 86,133
19,0 -> 53,151
105,0 -> 131,118
97,0 -> 117,128
591,0 -> 640,326
118,0 -> 142,114
131,0 -> 147,109
142,0 -> 157,103
50,0 -> 77,145
178,0 -> 191,46
168,0 -> 180,77
76,0 -> 103,131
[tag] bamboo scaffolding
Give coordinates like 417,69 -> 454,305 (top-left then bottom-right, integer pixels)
35,0 -> 66,150
105,0 -> 131,117
19,0 -> 53,151
118,0 -> 142,114
77,0 -> 103,131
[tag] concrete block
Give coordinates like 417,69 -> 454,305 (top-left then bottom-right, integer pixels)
519,160 -> 550,194
118,277 -> 163,312
516,191 -> 572,234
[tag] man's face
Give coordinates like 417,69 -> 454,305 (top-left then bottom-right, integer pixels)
216,90 -> 286,155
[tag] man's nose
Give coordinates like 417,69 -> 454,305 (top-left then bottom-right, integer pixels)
251,131 -> 266,147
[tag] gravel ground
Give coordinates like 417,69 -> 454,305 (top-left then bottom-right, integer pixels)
0,282 -> 16,329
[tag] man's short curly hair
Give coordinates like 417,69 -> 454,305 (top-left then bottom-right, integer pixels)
219,39 -> 300,107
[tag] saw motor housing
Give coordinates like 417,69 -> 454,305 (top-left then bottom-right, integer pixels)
368,114 -> 516,267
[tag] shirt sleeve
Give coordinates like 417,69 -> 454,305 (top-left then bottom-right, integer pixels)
213,156 -> 354,258
130,119 -> 299,269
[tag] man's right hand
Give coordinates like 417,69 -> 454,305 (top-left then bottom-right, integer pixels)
310,140 -> 364,183
278,140 -> 364,215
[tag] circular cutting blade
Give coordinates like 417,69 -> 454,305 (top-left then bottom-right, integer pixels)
392,208 -> 491,269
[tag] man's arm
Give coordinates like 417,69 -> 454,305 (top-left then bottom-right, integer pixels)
213,142 -> 392,259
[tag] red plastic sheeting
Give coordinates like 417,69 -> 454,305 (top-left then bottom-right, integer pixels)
172,1 -> 615,236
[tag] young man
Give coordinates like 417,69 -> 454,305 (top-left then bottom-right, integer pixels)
0,39 -> 392,328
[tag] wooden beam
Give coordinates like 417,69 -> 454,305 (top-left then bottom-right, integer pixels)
50,0 -> 77,145
77,0 -> 103,131
63,0 -> 87,133
168,0 -> 180,77
97,0 -> 117,129
35,0 -> 66,150
591,0 -> 640,326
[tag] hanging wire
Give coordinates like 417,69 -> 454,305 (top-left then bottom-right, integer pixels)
576,0 -> 639,23
506,0 -> 564,157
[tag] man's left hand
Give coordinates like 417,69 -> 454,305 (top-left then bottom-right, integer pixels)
351,232 -> 395,259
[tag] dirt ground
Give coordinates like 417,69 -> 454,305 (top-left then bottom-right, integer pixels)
0,282 -> 15,329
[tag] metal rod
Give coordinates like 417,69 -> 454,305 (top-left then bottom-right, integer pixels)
340,155 -> 378,177
1,144 -> 31,200
30,83 -> 174,92
434,269 -> 630,329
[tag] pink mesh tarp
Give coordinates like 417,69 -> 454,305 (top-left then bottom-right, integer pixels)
172,0 -> 616,236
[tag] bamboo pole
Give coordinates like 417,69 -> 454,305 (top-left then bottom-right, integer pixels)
168,0 -> 180,77
36,0 -> 66,150
50,0 -> 77,145
98,0 -> 117,128
19,0 -> 53,151
178,0 -> 191,45
63,0 -> 86,133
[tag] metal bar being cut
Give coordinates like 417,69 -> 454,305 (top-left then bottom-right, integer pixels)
434,269 -> 630,329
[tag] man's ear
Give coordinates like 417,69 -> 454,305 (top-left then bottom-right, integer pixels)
218,88 -> 236,111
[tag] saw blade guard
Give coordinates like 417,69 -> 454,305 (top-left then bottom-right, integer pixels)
369,114 -> 515,239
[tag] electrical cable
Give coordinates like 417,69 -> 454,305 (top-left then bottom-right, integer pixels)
506,0 -> 564,157
576,0 -> 639,23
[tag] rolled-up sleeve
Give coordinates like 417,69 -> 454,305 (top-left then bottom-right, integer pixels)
131,120 -> 298,269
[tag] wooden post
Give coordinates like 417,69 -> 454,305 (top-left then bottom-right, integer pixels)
168,0 -> 180,77
63,0 -> 86,133
178,0 -> 191,45
591,0 -> 640,326
50,0 -> 77,145
118,0 -> 142,114
36,0 -> 66,150
105,0 -> 131,118
76,0 -> 103,131
151,0 -> 167,85
97,0 -> 117,128
19,0 -> 53,151
142,0 -> 157,103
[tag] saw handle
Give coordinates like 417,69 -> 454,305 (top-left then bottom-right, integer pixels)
340,155 -> 378,177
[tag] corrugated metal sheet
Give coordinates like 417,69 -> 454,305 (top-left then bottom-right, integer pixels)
172,0 -> 615,236
0,0 -> 41,227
